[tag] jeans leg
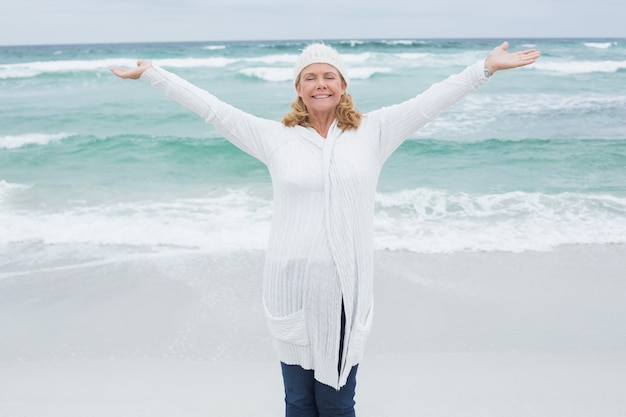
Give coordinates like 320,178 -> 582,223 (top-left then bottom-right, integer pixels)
281,363 -> 319,417
314,365 -> 358,417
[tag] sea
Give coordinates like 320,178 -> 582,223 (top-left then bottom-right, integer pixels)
1,38 -> 626,275
2,40 -> 626,416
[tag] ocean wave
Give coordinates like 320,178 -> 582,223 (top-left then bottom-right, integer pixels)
347,67 -> 394,79
337,39 -> 431,48
2,185 -> 625,254
382,40 -> 429,46
0,133 -> 72,149
0,180 -> 30,211
203,45 -> 227,50
0,188 -> 273,251
583,41 -> 615,49
0,57 -> 240,79
245,53 -> 296,65
0,49 -> 489,80
338,40 -> 366,47
392,51 -> 487,67
233,50 -> 477,82
0,180 -> 30,202
374,188 -> 626,253
239,65 -> 393,82
0,59 -> 138,79
156,57 -> 239,68
239,67 -> 293,82
534,59 -> 626,74
154,54 -> 297,70
444,93 -> 626,118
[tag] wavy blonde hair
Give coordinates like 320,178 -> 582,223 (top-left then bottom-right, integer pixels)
282,75 -> 362,131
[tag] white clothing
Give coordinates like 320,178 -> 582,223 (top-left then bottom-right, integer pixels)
141,60 -> 488,388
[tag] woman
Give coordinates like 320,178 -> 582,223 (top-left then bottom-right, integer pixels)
111,41 -> 540,417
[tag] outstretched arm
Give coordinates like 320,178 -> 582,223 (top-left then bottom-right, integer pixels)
110,60 -> 153,79
109,59 -> 281,165
375,41 -> 540,161
485,41 -> 541,75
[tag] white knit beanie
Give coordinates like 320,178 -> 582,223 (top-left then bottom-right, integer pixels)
293,43 -> 348,85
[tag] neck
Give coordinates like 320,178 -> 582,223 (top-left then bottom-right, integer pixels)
309,112 -> 336,138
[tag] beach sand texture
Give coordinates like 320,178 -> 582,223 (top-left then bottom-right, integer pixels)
1,245 -> 625,417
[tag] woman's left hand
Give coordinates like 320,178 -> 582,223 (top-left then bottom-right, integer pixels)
485,41 -> 541,75
110,60 -> 153,80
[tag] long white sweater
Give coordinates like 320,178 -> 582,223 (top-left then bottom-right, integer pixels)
142,60 -> 489,389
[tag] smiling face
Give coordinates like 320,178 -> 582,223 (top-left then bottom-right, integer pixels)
296,63 -> 347,117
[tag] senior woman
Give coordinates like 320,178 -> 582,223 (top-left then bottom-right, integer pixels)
111,41 -> 540,417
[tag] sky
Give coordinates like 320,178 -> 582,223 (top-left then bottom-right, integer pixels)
1,0 -> 624,46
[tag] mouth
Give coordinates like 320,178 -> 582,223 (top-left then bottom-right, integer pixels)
312,94 -> 332,99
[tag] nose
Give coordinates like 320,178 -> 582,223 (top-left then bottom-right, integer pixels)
315,76 -> 328,89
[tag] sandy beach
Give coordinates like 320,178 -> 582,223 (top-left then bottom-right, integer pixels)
1,244 -> 625,416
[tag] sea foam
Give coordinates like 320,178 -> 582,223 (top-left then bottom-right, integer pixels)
0,180 -> 30,202
2,185 -> 625,255
0,133 -> 72,149
0,59 -> 138,78
374,188 -> 626,253
583,42 -> 614,49
239,67 -> 292,82
534,59 -> 626,74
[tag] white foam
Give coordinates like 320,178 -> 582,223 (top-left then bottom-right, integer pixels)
341,52 -> 374,65
3,184 -> 625,255
393,52 -> 431,61
245,54 -> 296,65
239,64 -> 392,82
203,45 -> 227,50
156,57 -> 238,68
348,67 -> 393,79
446,93 -> 626,117
393,51 -> 486,67
381,40 -> 428,46
534,59 -> 626,74
583,42 -> 614,49
0,57 -> 237,78
339,40 -> 366,47
0,188 -> 273,252
0,180 -> 30,204
0,58 -> 138,78
239,67 -> 293,82
373,188 -> 626,253
0,133 -> 72,149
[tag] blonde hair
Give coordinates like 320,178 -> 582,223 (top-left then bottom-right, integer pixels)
282,75 -> 362,131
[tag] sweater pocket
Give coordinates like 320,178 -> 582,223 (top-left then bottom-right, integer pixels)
350,304 -> 374,354
263,305 -> 310,346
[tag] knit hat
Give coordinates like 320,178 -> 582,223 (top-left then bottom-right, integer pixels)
293,43 -> 348,85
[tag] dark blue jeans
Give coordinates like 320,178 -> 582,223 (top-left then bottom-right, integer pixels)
281,302 -> 357,417
281,363 -> 358,417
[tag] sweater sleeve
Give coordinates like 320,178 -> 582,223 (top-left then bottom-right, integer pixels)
141,66 -> 281,165
375,59 -> 489,162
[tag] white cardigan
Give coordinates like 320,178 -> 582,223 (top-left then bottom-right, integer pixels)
142,60 -> 488,389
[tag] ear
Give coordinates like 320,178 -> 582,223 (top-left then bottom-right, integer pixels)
295,82 -> 303,98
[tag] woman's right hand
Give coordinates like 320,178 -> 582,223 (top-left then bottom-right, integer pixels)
110,59 -> 153,80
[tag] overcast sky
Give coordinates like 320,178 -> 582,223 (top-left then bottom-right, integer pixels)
1,0 -> 624,46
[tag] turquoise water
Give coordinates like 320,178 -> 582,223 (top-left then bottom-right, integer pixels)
1,38 -> 626,266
